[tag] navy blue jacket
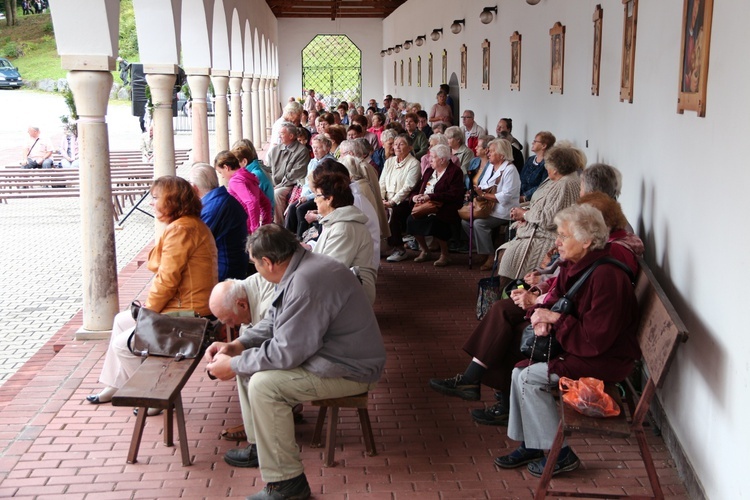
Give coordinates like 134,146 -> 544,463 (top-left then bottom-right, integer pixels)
201,186 -> 249,281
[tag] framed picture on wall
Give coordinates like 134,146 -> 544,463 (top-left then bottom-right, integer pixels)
592,5 -> 603,96
549,22 -> 565,94
442,49 -> 447,84
619,0 -> 638,103
482,39 -> 490,90
393,61 -> 397,86
408,58 -> 412,86
400,59 -> 404,86
460,44 -> 467,89
417,56 -> 422,87
510,32 -> 521,91
677,0 -> 713,116
428,53 -> 433,87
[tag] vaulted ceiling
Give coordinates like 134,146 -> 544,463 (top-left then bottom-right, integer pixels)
265,0 -> 407,19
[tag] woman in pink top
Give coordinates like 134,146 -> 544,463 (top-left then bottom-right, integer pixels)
214,150 -> 271,233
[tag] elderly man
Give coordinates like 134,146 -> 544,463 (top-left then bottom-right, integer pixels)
21,126 -> 54,169
206,225 -> 385,500
189,163 -> 249,281
269,102 -> 302,147
460,110 -> 486,155
380,94 -> 393,114
265,122 -> 311,224
303,89 -> 316,113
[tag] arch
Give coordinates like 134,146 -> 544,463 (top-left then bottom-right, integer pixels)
180,0 -> 212,68
132,0 -> 181,65
230,7 -> 244,72
211,0 -> 230,70
260,35 -> 267,76
253,28 -> 261,76
244,20 -> 254,74
302,34 -> 362,107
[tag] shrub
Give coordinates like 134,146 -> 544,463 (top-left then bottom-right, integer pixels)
0,41 -> 20,58
43,21 -> 54,34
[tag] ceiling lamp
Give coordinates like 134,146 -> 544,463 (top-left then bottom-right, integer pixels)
480,6 -> 497,24
404,40 -> 413,50
394,44 -> 402,53
415,35 -> 426,47
451,19 -> 465,34
430,28 -> 443,41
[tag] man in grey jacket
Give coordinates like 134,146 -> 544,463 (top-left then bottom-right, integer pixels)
205,224 -> 385,500
265,122 -> 311,224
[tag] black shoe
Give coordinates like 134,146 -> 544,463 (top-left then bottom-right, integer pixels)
224,444 -> 259,468
494,445 -> 544,469
428,374 -> 480,401
132,407 -> 163,417
527,448 -> 580,478
247,473 -> 311,499
494,391 -> 504,401
471,401 -> 509,426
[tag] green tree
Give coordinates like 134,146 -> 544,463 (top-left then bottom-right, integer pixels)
118,0 -> 138,61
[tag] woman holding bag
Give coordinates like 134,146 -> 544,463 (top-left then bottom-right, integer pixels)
86,176 -> 218,411
461,138 -> 521,270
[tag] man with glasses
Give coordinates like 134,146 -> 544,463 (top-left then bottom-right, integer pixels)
460,110 -> 486,155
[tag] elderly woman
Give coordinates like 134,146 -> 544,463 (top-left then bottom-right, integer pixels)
214,150 -> 272,234
372,128 -> 398,173
429,90 -> 453,128
87,176 -> 218,407
380,134 -> 421,262
406,144 -> 465,267
285,135 -> 334,237
520,131 -> 556,202
463,139 -> 521,270
467,135 -> 495,188
495,204 -> 640,477
497,145 -> 581,284
340,141 -> 390,241
419,133 -> 452,175
445,126 -> 475,175
580,163 -> 622,199
368,112 -> 386,146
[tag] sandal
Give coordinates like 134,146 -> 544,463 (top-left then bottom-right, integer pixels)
494,445 -> 544,469
221,424 -> 247,442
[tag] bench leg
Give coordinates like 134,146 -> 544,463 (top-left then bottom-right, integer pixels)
635,425 -> 664,500
357,408 -> 376,457
174,394 -> 192,466
324,406 -> 339,467
164,404 -> 174,447
311,407 -> 327,448
127,406 -> 149,464
534,421 -> 565,500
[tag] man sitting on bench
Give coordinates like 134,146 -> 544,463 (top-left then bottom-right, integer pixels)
21,126 -> 54,169
204,225 -> 386,500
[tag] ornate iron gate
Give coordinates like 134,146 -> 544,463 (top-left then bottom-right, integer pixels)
302,35 -> 362,107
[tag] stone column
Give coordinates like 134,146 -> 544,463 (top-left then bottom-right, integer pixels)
229,72 -> 243,146
186,70 -> 210,164
257,76 -> 267,146
145,69 -> 178,178
272,78 -> 280,121
264,78 -> 273,140
251,76 -> 262,147
211,71 -> 230,153
242,74 -> 253,142
67,70 -> 119,338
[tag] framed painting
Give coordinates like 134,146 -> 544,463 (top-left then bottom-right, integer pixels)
592,5 -> 603,96
460,45 -> 468,89
510,32 -> 521,91
677,0 -> 713,116
400,59 -> 404,86
620,0 -> 638,103
428,53 -> 433,87
482,39 -> 490,90
393,61 -> 397,87
417,56 -> 422,87
408,58 -> 412,86
549,22 -> 565,94
442,49 -> 447,84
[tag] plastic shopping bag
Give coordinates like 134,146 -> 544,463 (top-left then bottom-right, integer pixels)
559,377 -> 621,418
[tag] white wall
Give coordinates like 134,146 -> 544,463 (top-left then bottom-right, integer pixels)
276,18 -> 383,104
384,1 -> 743,499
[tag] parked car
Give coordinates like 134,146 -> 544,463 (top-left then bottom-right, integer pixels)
177,91 -> 216,116
0,58 -> 23,89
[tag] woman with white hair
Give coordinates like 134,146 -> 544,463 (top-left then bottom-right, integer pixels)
445,126 -> 475,175
285,134 -> 334,237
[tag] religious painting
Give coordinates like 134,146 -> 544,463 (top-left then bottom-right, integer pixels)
482,39 -> 490,90
428,53 -> 433,87
400,59 -> 404,86
442,49 -> 447,84
677,0 -> 713,116
549,22 -> 565,94
417,56 -> 422,87
393,61 -> 397,86
510,32 -> 521,91
460,45 -> 467,89
408,58 -> 412,86
620,0 -> 638,103
592,5 -> 603,96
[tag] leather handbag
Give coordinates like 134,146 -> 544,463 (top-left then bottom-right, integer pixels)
476,257 -> 503,321
458,186 -> 496,221
411,200 -> 442,219
127,301 -> 209,361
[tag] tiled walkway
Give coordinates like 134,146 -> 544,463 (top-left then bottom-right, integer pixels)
0,250 -> 689,499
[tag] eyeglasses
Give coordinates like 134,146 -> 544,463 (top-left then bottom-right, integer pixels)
556,233 -> 572,241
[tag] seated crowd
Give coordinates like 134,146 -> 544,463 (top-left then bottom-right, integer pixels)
83,89 -> 646,499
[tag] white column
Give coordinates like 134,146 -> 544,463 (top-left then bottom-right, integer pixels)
242,74 -> 253,142
257,77 -> 267,146
264,78 -> 273,140
251,76 -> 262,148
145,69 -> 178,178
212,71 -> 230,153
67,70 -> 119,338
272,78 -> 280,121
229,73 -> 243,147
186,70 -> 210,164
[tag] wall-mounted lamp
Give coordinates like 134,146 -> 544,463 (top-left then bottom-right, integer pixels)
404,40 -> 413,50
380,50 -> 387,57
430,28 -> 443,41
394,44 -> 402,53
415,35 -> 426,47
527,0 -> 541,4
480,6 -> 497,24
387,47 -> 394,55
451,19 -> 465,34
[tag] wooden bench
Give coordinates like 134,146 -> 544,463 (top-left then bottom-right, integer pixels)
309,392 -> 376,467
111,355 -> 203,466
534,257 -> 689,500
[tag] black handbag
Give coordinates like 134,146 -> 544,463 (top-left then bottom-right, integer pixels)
127,301 -> 210,361
519,257 -> 634,362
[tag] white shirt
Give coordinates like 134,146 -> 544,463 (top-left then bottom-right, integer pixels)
478,160 -> 521,220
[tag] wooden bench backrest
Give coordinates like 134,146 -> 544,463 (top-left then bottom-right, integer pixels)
633,257 -> 689,390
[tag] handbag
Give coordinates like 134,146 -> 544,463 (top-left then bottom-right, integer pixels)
519,257 -> 635,362
458,185 -> 496,221
476,257 -> 502,321
127,301 -> 210,361
411,200 -> 442,219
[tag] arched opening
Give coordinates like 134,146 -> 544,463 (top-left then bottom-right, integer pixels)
302,35 -> 362,107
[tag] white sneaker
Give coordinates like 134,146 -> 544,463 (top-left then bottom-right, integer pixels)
386,249 -> 408,262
